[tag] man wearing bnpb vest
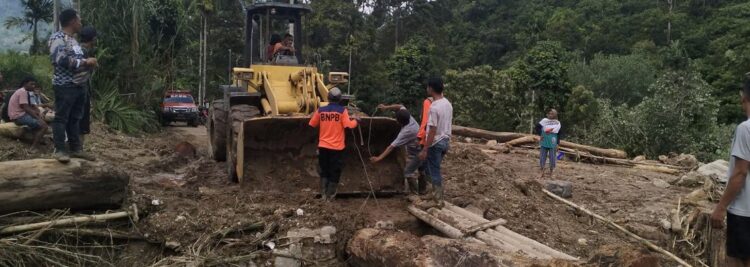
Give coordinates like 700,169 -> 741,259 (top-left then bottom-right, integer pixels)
309,88 -> 359,200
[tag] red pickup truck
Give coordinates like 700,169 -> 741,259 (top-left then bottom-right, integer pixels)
160,91 -> 199,127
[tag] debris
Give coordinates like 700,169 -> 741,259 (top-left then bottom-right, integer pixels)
374,220 -> 394,230
295,208 -> 304,216
675,171 -> 707,187
541,188 -> 694,267
652,178 -> 670,189
151,199 -> 163,206
464,137 -> 473,143
264,241 -> 276,250
175,215 -> 186,222
659,153 -> 699,169
486,140 -> 498,146
577,238 -> 588,246
660,219 -> 671,230
545,180 -> 573,198
174,141 -> 197,158
0,205 -> 139,234
165,240 -> 181,249
633,155 -> 647,162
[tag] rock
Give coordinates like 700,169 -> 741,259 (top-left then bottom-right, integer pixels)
685,188 -> 708,204
165,240 -> 181,249
295,208 -> 304,216
697,160 -> 729,183
652,179 -> 670,189
633,155 -> 647,162
675,171 -> 706,187
464,137 -> 473,143
486,140 -> 498,147
375,220 -> 395,230
577,238 -> 588,246
545,180 -> 573,198
659,219 -> 671,230
625,223 -> 667,242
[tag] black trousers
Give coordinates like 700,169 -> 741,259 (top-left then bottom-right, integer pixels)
318,148 -> 344,184
80,85 -> 91,135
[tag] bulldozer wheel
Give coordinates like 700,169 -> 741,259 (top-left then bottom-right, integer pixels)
208,100 -> 227,161
227,104 -> 261,183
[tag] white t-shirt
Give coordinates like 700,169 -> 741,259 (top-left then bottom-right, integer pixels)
728,120 -> 750,217
427,97 -> 453,147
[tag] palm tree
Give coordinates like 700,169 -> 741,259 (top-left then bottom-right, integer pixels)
4,0 -> 54,54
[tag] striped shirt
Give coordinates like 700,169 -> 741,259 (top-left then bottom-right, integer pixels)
49,31 -> 86,86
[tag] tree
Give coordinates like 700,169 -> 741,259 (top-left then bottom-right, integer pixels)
445,66 -> 521,131
563,85 -> 599,139
513,41 -> 571,113
4,0 -> 53,55
568,53 -> 658,106
384,36 -> 440,113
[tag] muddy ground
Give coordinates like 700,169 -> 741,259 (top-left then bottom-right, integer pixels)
0,123 -> 697,266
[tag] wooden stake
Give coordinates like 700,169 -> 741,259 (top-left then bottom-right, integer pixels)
541,189 -> 694,267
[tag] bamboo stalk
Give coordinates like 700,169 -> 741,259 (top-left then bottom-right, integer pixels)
0,206 -> 137,235
541,189 -> 693,267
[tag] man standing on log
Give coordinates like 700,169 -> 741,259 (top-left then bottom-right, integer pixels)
309,87 -> 359,200
418,77 -> 452,209
711,74 -> 750,267
370,105 -> 422,194
49,9 -> 98,163
536,109 -> 561,179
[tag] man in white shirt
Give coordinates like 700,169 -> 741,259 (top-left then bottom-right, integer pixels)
419,77 -> 452,209
712,74 -> 750,266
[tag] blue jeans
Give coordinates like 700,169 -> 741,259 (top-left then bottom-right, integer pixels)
540,147 -> 556,170
52,85 -> 85,153
15,113 -> 42,130
427,139 -> 449,187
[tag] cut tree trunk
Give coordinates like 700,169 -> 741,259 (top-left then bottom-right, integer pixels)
452,125 -> 527,143
0,122 -> 30,140
504,135 -> 537,147
0,159 -> 129,214
559,140 -> 627,159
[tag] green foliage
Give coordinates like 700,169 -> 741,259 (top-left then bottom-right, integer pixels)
563,85 -> 599,139
568,53 -> 658,106
384,36 -> 440,111
92,81 -> 159,134
0,51 -> 52,92
445,66 -> 521,131
513,41 -> 570,111
587,71 -> 729,161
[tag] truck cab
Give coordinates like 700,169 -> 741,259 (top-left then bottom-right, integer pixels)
161,90 -> 200,127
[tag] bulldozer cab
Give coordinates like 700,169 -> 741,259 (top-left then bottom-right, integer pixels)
241,0 -> 310,65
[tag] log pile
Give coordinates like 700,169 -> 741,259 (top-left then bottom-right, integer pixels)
406,198 -> 578,261
0,159 -> 130,214
453,125 -> 628,159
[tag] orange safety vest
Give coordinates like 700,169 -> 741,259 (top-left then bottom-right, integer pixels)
417,98 -> 432,146
309,104 -> 358,150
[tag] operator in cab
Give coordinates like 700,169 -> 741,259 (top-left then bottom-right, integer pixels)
308,88 -> 358,201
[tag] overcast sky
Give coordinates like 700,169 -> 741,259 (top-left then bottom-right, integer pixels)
0,0 -> 74,53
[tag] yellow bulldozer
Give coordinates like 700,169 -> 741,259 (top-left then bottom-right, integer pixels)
207,0 -> 405,195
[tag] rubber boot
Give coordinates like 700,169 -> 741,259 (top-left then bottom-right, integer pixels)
434,185 -> 444,209
417,173 -> 430,195
326,182 -> 338,200
320,178 -> 328,201
406,177 -> 419,195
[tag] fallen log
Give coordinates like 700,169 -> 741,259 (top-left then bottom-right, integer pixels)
542,188 -> 693,267
0,122 -> 31,140
0,159 -> 130,214
407,205 -> 464,239
504,135 -> 538,147
452,125 -> 527,143
453,125 -> 627,158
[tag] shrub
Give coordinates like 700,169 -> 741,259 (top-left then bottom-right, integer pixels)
445,66 -> 521,131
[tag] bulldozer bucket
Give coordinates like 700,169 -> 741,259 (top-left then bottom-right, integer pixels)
233,116 -> 406,195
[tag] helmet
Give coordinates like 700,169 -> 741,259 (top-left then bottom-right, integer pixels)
328,87 -> 342,103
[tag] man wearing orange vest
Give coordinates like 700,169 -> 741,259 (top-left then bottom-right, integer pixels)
309,87 -> 358,200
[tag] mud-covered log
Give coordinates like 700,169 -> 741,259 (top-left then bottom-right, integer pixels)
452,125 -> 527,143
0,122 -> 29,140
559,140 -> 627,159
0,159 -> 129,214
347,228 -> 567,267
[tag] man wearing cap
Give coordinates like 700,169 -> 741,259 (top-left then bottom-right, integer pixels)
75,26 -> 97,139
308,88 -> 359,200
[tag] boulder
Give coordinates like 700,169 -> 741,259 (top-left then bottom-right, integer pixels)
545,180 -> 573,198
697,160 -> 729,183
